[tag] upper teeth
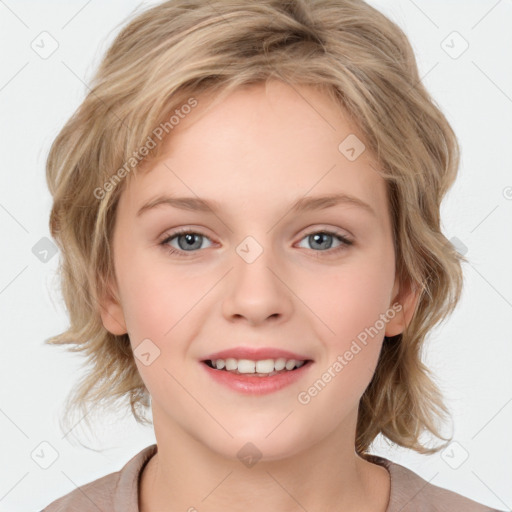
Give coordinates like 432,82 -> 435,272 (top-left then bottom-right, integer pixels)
211,358 -> 305,374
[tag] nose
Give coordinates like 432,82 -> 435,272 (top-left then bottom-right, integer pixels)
221,243 -> 294,326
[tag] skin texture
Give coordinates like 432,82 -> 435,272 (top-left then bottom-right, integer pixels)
100,80 -> 419,512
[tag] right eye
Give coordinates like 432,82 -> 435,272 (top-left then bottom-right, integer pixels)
159,229 -> 214,257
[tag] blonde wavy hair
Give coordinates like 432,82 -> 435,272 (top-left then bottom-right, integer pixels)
45,0 -> 466,455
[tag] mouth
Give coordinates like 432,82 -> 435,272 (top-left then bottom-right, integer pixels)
202,358 -> 314,377
200,357 -> 314,395
199,347 -> 315,394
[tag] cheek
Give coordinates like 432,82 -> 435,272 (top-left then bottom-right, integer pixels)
117,256 -> 199,404
303,252 -> 395,398
298,264 -> 394,418
316,255 -> 395,342
116,246 -> 197,342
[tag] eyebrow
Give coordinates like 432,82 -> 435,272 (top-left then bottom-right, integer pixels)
136,192 -> 376,218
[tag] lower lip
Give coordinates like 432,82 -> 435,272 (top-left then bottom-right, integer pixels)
200,361 -> 313,395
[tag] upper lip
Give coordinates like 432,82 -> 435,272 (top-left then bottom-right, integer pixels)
202,347 -> 312,362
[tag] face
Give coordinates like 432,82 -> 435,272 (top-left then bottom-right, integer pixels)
101,80 -> 417,461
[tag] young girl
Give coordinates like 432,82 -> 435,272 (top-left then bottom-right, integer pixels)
41,1 -> 504,510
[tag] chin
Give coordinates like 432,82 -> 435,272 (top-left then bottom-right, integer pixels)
209,426 -> 311,463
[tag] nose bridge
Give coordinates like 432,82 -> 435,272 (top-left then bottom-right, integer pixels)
221,233 -> 292,324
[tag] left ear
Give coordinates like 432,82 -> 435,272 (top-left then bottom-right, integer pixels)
385,274 -> 421,337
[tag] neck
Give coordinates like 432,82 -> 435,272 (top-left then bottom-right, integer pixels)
139,408 -> 390,512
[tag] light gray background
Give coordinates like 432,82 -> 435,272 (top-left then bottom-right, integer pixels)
0,1 -> 511,510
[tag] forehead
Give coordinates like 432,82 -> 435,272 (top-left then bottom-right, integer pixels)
121,81 -> 388,220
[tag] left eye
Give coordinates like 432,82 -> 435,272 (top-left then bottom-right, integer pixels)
296,231 -> 352,252
160,229 -> 352,257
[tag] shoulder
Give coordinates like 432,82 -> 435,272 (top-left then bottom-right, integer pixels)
365,454 -> 504,512
40,444 -> 157,512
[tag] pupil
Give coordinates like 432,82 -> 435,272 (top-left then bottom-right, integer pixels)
311,233 -> 332,250
179,233 -> 202,250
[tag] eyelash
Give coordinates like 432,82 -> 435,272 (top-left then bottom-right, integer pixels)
159,227 -> 353,258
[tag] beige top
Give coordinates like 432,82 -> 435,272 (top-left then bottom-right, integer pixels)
41,444 -> 503,511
